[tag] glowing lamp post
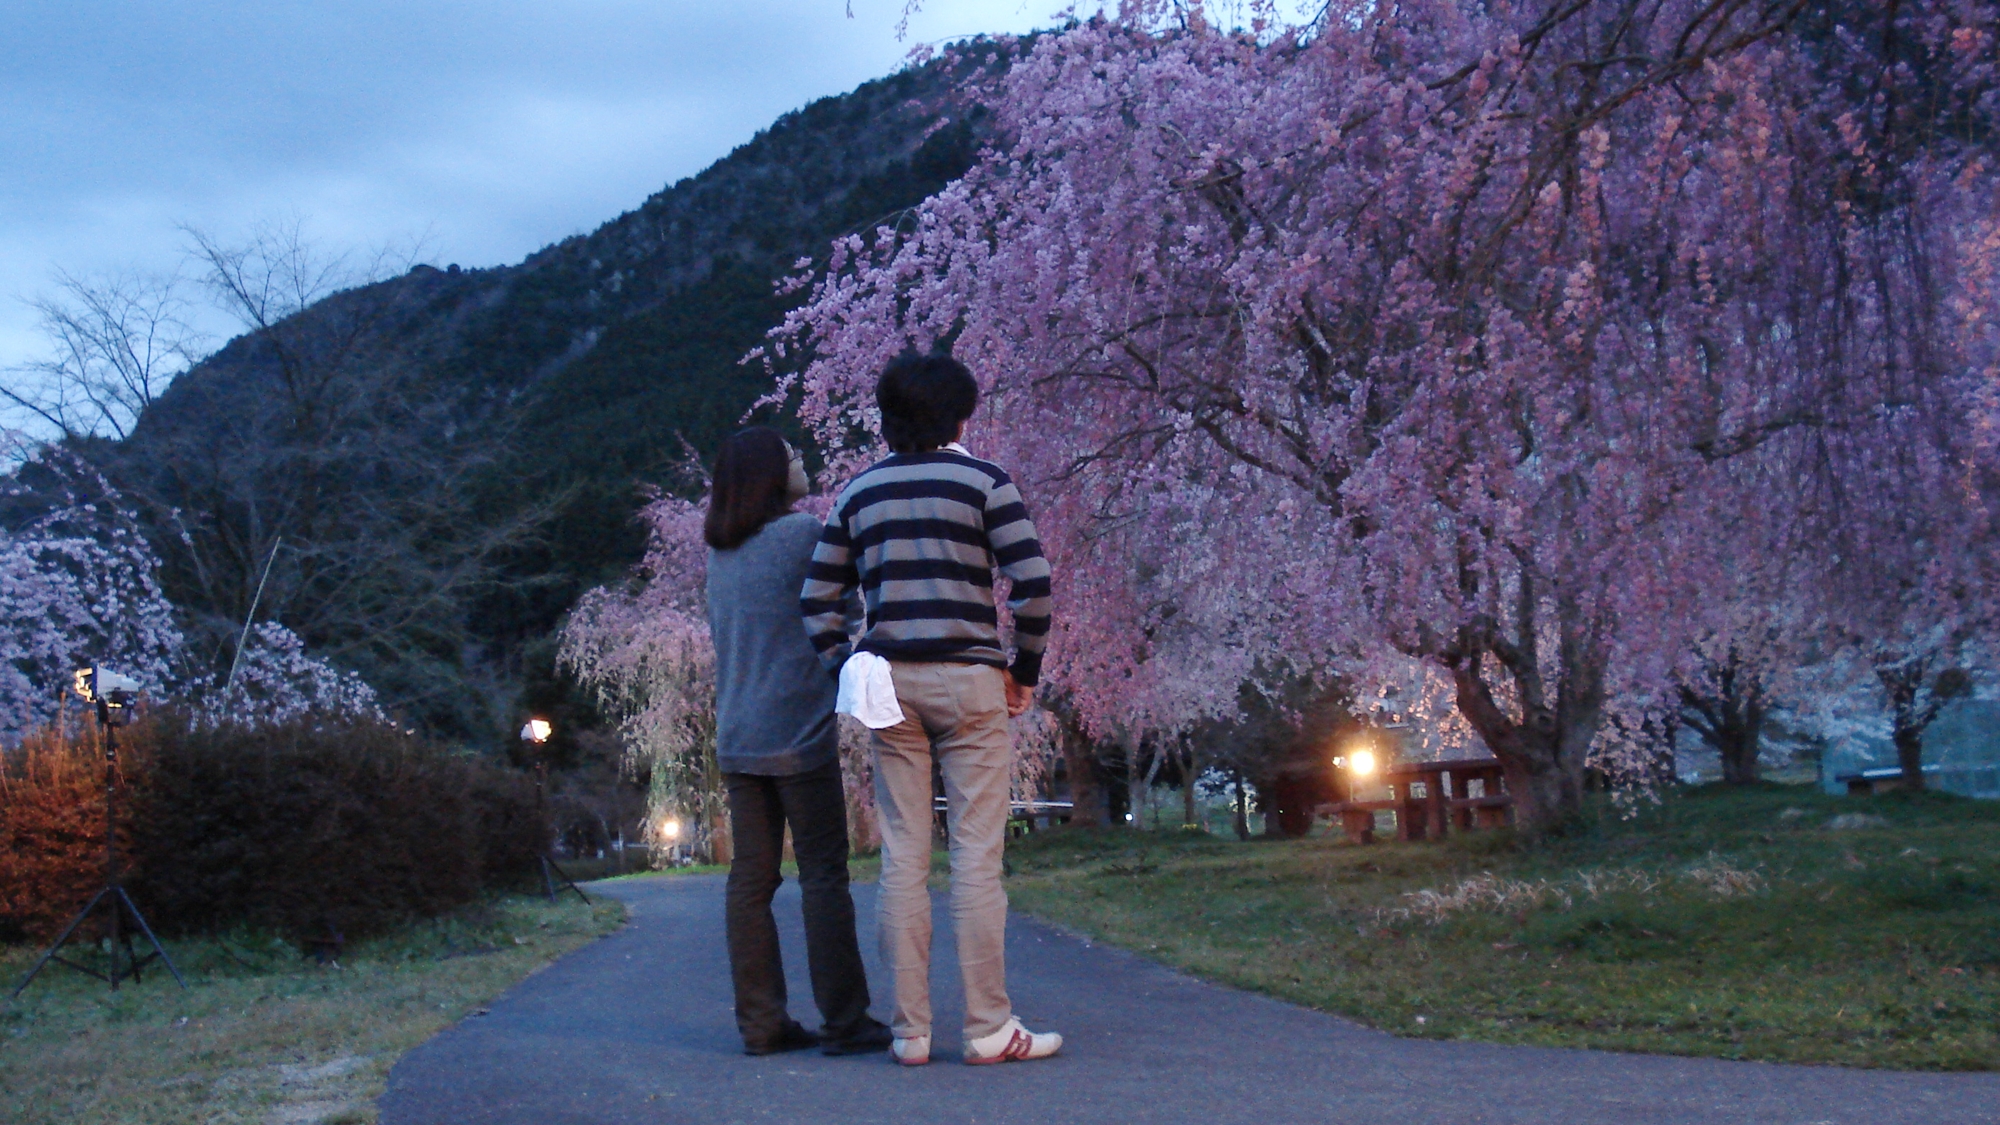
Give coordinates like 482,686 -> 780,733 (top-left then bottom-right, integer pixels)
520,718 -> 588,904
1333,740 -> 1386,809
655,815 -> 686,866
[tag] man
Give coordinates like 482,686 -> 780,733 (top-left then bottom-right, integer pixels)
800,351 -> 1062,1066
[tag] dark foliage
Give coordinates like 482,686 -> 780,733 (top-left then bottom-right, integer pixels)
0,714 -> 541,943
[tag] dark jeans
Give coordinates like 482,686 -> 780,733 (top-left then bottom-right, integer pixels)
724,761 -> 872,1047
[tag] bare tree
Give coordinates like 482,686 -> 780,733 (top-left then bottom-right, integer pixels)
2,270 -> 206,441
114,220 -> 553,733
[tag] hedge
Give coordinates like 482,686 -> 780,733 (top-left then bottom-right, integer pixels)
0,714 -> 542,943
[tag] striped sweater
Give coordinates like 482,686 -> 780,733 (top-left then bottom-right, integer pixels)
800,448 -> 1052,686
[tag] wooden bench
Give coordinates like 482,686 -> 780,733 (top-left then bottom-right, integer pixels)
1329,758 -> 1513,844
932,797 -> 1074,837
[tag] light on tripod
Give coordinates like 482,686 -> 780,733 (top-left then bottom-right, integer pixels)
14,664 -> 184,998
74,666 -> 142,726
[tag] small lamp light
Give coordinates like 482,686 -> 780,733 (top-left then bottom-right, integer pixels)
1348,748 -> 1379,778
661,818 -> 681,841
521,718 -> 552,744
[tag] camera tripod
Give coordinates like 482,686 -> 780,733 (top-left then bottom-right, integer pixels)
12,700 -> 186,998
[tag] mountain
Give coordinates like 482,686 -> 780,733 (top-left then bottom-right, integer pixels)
106,46 -> 1007,743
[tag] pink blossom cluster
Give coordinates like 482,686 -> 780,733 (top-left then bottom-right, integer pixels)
187,621 -> 383,726
765,2 -> 1999,826
557,496 -> 726,856
0,491 -> 180,742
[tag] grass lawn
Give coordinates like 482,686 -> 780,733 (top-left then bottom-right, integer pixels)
1004,783 -> 2000,1070
0,893 -> 624,1125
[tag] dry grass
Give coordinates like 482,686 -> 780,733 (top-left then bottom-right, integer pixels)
1384,856 -> 1766,925
0,894 -> 623,1125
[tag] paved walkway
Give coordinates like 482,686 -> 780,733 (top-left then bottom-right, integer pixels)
378,876 -> 1999,1124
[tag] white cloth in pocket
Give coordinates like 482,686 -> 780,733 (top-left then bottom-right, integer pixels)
836,651 -> 905,729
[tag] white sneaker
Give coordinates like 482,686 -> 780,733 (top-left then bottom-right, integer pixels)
963,1017 -> 1062,1065
890,1034 -> 930,1066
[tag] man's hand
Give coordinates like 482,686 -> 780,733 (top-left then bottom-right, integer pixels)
1003,670 -> 1034,717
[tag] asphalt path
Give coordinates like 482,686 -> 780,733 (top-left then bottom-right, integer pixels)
377,875 -> 2000,1124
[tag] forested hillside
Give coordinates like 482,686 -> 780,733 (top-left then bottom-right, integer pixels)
90,48 -> 1002,743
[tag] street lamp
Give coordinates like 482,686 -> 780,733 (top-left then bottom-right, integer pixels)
1332,740 -> 1385,813
519,718 -> 587,904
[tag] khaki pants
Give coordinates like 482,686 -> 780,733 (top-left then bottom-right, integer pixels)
871,661 -> 1013,1041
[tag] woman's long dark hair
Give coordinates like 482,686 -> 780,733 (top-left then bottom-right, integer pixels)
704,426 -> 795,549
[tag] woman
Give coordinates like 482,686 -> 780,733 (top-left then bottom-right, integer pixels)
703,426 -> 890,1057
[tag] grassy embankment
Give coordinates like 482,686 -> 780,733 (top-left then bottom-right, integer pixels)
1004,783 -> 2000,1070
0,894 -> 623,1125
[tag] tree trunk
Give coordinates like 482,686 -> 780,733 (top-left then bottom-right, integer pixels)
709,809 -> 732,866
1448,654 -> 1597,834
1124,734 -> 1143,828
1060,716 -> 1104,827
1138,739 -> 1166,828
1650,709 -> 1681,788
1232,770 -> 1249,841
1893,724 -> 1926,791
1878,660 -> 1931,791
1680,649 -> 1766,785
1717,723 -> 1761,785
1180,738 -> 1203,830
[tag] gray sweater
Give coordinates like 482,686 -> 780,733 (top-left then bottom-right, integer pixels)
706,512 -> 840,775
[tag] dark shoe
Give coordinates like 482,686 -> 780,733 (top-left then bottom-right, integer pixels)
820,1017 -> 893,1056
743,1020 -> 819,1056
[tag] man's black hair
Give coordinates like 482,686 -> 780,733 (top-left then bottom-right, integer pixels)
876,351 -> 978,454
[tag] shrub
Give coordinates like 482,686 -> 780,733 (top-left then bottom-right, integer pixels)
0,713 -> 542,942
0,724 -> 115,942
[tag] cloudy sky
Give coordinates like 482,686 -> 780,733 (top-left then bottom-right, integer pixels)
0,1 -> 1056,379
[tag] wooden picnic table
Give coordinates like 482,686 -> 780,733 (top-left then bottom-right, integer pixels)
1329,757 -> 1513,844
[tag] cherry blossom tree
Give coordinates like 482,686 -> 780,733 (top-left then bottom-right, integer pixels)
1805,506 -> 1998,789
772,1 -> 1998,831
0,459 -> 181,742
558,495 -> 728,860
190,621 -> 383,725
0,451 -> 379,739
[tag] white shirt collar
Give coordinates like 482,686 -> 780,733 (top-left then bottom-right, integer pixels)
943,442 -> 969,455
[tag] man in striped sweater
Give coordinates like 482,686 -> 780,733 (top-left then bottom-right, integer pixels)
800,352 -> 1061,1067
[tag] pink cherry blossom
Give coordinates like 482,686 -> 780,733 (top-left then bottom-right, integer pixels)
769,2 -> 1999,829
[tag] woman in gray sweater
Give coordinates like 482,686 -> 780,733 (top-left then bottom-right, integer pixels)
703,426 -> 889,1057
